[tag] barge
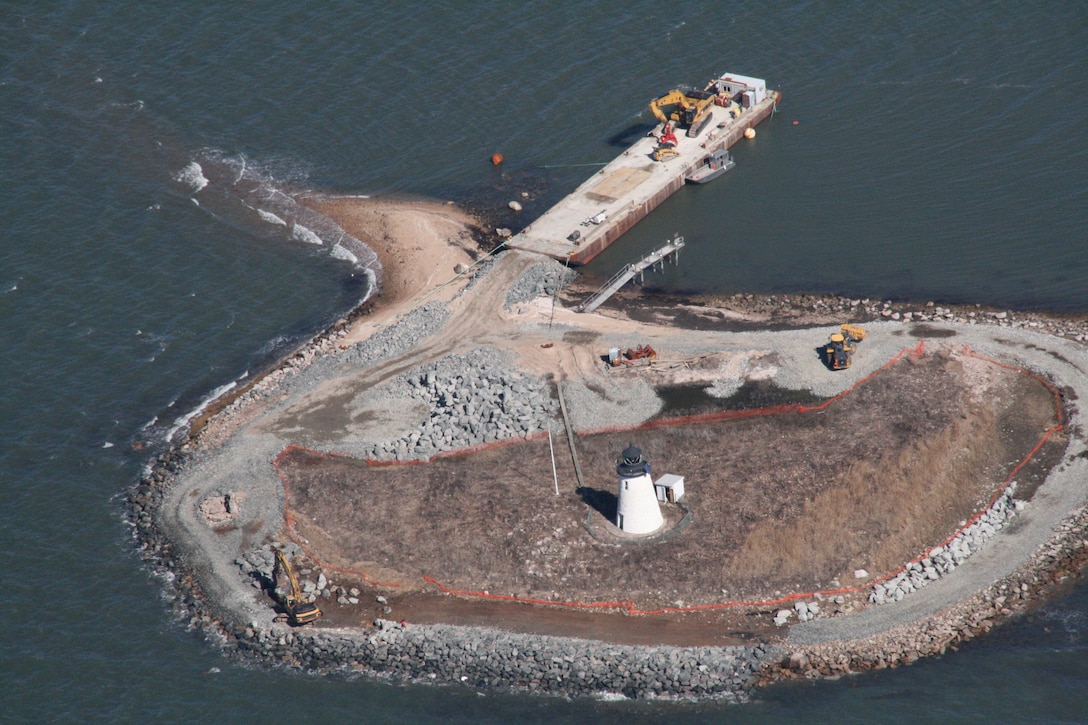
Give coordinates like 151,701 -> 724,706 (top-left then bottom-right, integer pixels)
506,72 -> 780,265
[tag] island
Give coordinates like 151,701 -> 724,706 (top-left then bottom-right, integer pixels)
126,193 -> 1088,702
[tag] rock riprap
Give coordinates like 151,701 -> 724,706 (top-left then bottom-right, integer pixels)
348,348 -> 560,461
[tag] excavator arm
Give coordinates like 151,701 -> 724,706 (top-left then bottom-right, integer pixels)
648,89 -> 717,137
648,90 -> 687,125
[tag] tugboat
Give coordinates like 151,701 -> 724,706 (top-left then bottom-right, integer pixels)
686,149 -> 735,184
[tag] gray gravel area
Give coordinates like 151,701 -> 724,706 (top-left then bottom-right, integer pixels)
560,376 -> 664,431
331,346 -> 561,460
504,257 -> 577,310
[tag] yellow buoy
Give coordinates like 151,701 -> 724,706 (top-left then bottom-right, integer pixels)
744,127 -> 756,140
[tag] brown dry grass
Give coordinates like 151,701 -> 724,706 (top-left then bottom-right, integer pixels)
279,350 -> 1063,612
724,408 -> 1004,586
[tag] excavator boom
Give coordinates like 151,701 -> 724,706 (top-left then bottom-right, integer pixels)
648,89 -> 717,137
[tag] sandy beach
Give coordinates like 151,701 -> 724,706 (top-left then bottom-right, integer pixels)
302,196 -> 484,344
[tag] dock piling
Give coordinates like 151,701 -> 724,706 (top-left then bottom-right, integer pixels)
578,235 -> 686,313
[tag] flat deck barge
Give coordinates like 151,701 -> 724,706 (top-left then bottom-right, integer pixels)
506,73 -> 780,265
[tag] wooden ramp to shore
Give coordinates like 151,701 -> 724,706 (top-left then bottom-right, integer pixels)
579,235 -> 685,313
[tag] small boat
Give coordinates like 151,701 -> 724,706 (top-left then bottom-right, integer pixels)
686,149 -> 735,184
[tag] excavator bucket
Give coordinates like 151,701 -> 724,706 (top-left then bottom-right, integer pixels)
841,324 -> 867,343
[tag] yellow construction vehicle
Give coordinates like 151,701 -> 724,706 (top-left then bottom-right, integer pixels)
648,88 -> 717,138
652,145 -> 679,162
824,324 -> 867,370
273,549 -> 322,626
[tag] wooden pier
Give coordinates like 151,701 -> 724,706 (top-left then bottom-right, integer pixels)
579,235 -> 685,313
506,84 -> 779,266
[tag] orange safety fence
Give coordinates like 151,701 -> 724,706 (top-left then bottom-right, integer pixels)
272,340 -> 1066,616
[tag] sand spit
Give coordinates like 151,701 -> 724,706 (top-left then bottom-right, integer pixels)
127,197 -> 1088,702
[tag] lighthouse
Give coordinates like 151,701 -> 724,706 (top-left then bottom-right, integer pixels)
615,444 -> 663,535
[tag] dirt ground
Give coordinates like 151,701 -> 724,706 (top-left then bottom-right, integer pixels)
276,346 -> 1064,642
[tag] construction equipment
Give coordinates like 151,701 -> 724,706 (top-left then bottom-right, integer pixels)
652,145 -> 679,162
273,549 -> 322,626
651,122 -> 680,162
648,144 -> 674,161
608,344 -> 658,367
824,324 -> 867,370
648,88 -> 717,138
626,344 -> 658,363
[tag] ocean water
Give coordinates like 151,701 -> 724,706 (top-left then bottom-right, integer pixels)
2,2 -> 1087,722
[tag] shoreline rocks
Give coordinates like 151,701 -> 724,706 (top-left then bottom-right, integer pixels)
125,258 -> 1088,703
869,485 -> 1022,606
229,617 -> 777,702
759,500 -> 1088,685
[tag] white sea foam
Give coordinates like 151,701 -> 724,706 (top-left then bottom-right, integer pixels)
180,148 -> 382,280
164,374 -> 246,442
258,209 -> 287,226
256,334 -> 295,356
357,266 -> 378,305
173,161 -> 209,193
330,244 -> 358,264
290,223 -> 324,245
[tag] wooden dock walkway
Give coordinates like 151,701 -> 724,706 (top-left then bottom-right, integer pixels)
579,235 -> 685,313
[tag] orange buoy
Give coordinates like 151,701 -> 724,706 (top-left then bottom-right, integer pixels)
744,127 -> 756,139
491,153 -> 504,165
792,120 -> 799,125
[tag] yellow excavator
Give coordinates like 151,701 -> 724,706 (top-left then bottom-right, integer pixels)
273,549 -> 322,626
648,88 -> 717,138
825,324 -> 868,370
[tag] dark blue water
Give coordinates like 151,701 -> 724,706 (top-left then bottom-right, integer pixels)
3,2 -> 1087,721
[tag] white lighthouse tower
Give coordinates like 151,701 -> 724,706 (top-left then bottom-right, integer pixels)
615,444 -> 663,535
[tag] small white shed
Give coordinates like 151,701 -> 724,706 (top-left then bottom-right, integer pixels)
654,474 -> 685,503
713,73 -> 768,107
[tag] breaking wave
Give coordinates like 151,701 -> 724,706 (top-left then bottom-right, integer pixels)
162,373 -> 247,443
290,222 -> 324,245
173,161 -> 209,193
167,149 -> 383,294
